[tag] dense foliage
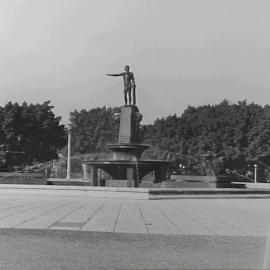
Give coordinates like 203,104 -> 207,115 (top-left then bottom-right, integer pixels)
0,101 -> 66,165
2,99 -> 269,177
143,100 -> 270,176
69,100 -> 270,177
70,107 -> 120,153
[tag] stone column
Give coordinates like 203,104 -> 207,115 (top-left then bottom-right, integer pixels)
87,165 -> 98,186
126,167 -> 135,180
126,167 -> 136,187
82,164 -> 91,181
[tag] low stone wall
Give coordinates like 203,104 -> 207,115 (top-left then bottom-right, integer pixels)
47,178 -> 91,186
106,179 -> 135,188
167,175 -> 243,188
139,182 -> 162,188
171,175 -> 218,182
0,172 -> 46,185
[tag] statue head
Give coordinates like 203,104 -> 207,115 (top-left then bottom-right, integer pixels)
124,65 -> 130,72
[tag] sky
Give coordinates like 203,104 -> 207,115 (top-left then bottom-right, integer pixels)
0,0 -> 270,125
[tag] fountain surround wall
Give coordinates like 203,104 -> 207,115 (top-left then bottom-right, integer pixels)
83,105 -> 171,187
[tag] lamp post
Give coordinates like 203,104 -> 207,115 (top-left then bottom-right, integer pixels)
66,123 -> 71,180
254,164 -> 258,184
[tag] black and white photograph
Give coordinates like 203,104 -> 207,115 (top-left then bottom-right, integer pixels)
0,0 -> 270,269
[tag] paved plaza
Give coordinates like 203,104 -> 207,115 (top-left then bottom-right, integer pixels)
1,192 -> 270,269
1,191 -> 270,269
0,192 -> 270,236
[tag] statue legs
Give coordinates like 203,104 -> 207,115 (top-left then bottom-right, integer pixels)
124,86 -> 136,106
124,89 -> 128,106
132,84 -> 136,105
128,89 -> 132,105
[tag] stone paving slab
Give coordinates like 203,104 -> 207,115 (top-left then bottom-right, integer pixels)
81,199 -> 122,232
52,198 -> 105,230
114,201 -> 147,233
138,200 -> 181,234
16,201 -> 84,229
0,200 -> 65,228
0,192 -> 270,236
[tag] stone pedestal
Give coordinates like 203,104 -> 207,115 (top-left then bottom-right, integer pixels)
119,106 -> 141,144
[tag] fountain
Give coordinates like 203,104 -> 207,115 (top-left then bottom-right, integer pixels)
83,66 -> 171,187
83,105 -> 171,187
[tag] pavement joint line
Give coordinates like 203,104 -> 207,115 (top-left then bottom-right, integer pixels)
113,201 -> 147,234
168,200 -> 241,235
153,202 -> 184,234
189,201 -> 250,236
242,201 -> 270,216
191,210 -> 244,236
0,201 -> 43,213
241,204 -> 270,228
113,201 -> 123,233
136,201 -> 149,233
138,201 -> 179,234
0,202 -> 49,220
172,200 -> 268,236
79,200 -> 108,231
80,200 -> 123,232
166,201 -> 215,235
13,201 -> 74,228
223,200 -> 268,231
54,200 -> 104,223
213,200 -> 265,236
8,200 -> 68,228
48,201 -> 89,229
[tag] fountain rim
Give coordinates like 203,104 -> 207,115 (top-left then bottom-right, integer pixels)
107,143 -> 150,148
82,159 -> 172,166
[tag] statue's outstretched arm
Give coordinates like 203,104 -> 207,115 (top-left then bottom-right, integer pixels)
106,73 -> 123,77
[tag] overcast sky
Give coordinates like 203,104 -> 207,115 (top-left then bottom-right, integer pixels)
0,0 -> 270,124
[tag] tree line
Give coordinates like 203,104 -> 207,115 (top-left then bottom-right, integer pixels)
69,100 -> 270,177
143,100 -> 270,176
1,100 -> 270,178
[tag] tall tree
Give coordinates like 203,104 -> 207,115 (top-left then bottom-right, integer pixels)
0,101 -> 66,164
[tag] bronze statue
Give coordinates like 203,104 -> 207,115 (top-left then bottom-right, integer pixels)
107,65 -> 136,106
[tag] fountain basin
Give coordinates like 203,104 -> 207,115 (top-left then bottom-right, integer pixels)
83,159 -> 171,187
